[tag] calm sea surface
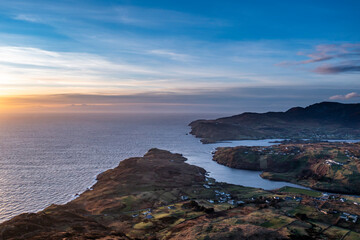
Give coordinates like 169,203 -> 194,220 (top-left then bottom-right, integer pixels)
0,112 -> 342,222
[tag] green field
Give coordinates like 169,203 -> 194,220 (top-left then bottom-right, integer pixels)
278,186 -> 322,197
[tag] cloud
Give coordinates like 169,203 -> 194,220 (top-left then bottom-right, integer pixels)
314,65 -> 360,74
0,46 -> 155,74
300,55 -> 334,64
278,43 -> 360,74
148,49 -> 194,61
112,6 -> 228,28
329,92 -> 360,100
13,14 -> 42,23
0,45 -> 295,96
6,3 -> 227,30
0,46 -> 163,95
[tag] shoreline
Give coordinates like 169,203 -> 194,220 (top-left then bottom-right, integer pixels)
1,148 -> 359,239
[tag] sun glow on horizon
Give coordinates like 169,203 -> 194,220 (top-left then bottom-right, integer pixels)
0,1 -> 358,113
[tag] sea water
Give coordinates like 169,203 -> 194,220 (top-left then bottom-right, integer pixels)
0,112 -> 345,222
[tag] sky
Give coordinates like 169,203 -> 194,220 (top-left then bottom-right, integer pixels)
0,0 -> 359,113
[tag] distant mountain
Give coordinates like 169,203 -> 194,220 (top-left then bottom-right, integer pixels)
190,102 -> 360,143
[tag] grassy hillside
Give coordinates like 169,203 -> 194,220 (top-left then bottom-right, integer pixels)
214,142 -> 360,194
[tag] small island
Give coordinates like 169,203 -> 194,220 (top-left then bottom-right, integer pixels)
190,102 -> 360,143
1,149 -> 360,239
213,142 -> 360,195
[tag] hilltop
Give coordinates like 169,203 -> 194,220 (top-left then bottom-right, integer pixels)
190,102 -> 360,143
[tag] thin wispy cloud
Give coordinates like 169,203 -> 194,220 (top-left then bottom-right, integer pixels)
0,45 -> 299,96
0,46 -> 156,74
278,43 -> 360,74
112,6 -> 228,28
148,49 -> 195,62
0,46 -> 162,95
13,14 -> 41,23
5,3 -> 228,31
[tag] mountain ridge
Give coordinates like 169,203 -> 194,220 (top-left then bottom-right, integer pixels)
190,102 -> 360,143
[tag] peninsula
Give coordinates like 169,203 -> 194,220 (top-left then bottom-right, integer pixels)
1,149 -> 360,239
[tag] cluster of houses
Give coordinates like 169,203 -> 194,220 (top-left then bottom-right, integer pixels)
242,146 -> 303,157
340,212 -> 358,223
271,192 -> 360,224
201,178 -> 244,205
312,193 -> 356,206
205,189 -> 232,204
344,149 -> 358,161
324,148 -> 360,165
159,173 -> 360,225
214,190 -> 232,203
311,193 -> 359,223
131,187 -> 359,226
132,205 -> 178,219
203,177 -> 246,205
239,145 -> 360,167
242,145 -> 360,164
132,208 -> 153,218
313,193 -> 349,202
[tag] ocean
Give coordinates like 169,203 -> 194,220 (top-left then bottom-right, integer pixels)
0,112 -> 311,222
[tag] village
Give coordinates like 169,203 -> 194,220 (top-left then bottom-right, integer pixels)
238,142 -> 360,162
132,176 -> 360,230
